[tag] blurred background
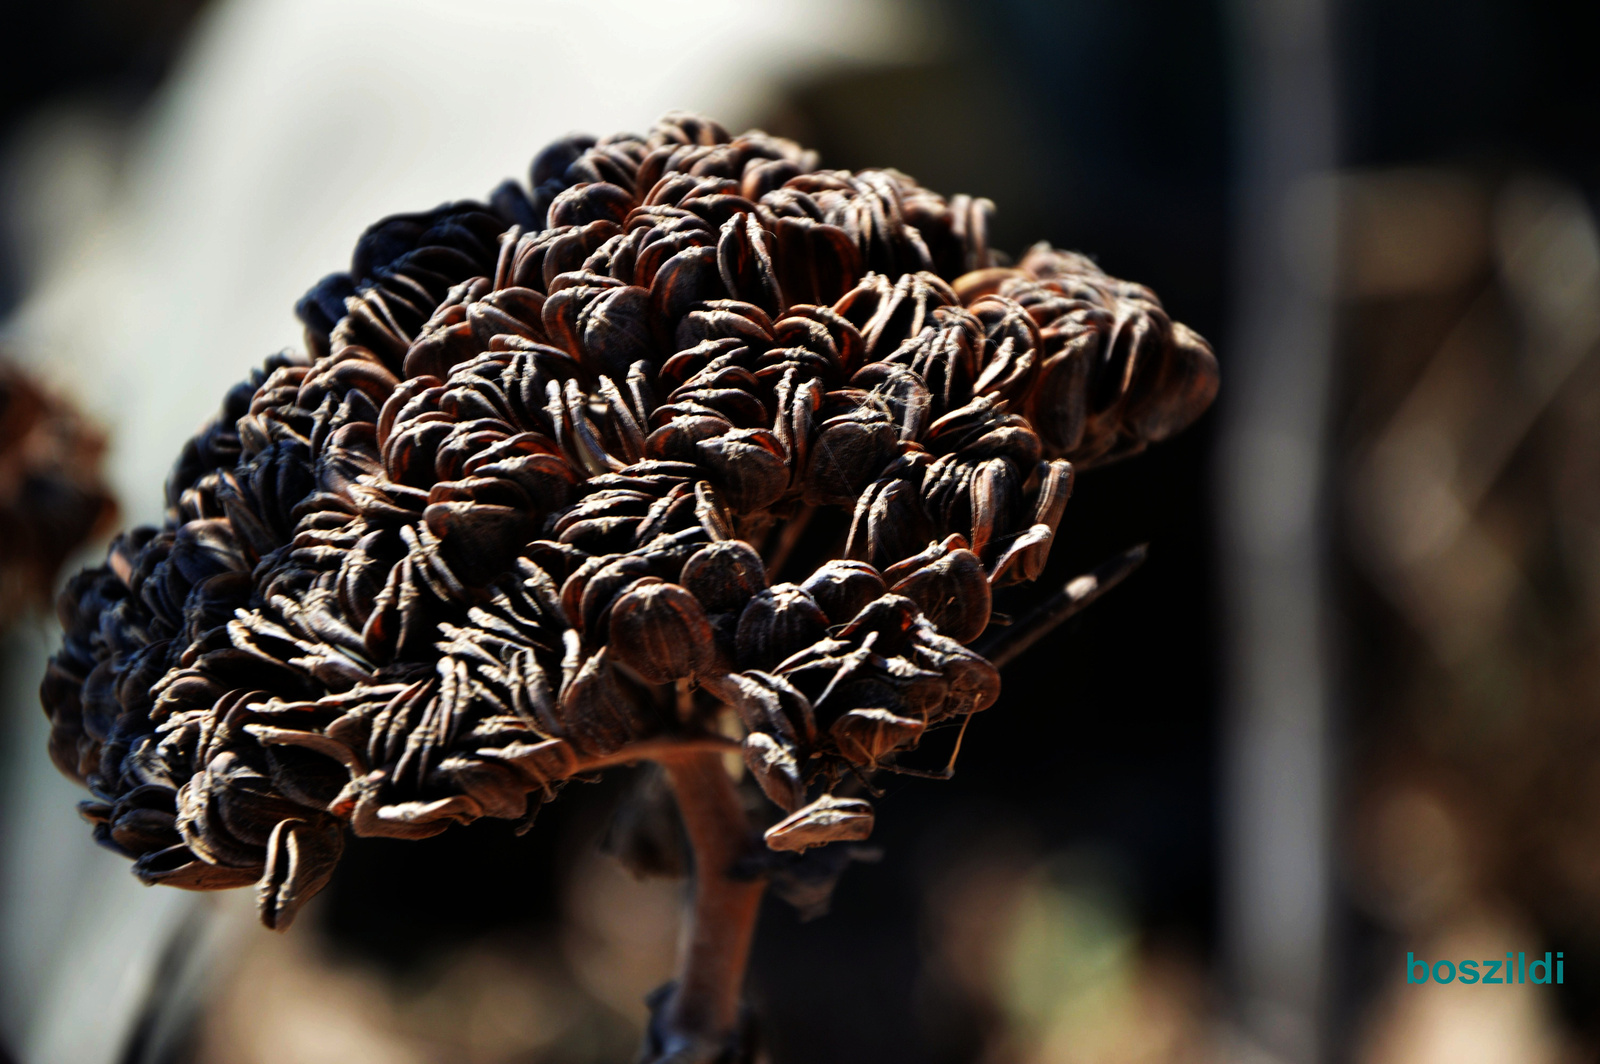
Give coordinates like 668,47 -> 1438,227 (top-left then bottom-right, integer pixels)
0,0 -> 1596,1062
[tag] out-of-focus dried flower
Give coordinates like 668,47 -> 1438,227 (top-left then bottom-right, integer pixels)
0,361 -> 116,627
40,110 -> 1214,1061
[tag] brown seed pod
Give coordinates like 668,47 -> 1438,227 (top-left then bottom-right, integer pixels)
609,579 -> 715,684
799,560 -> 886,626
883,535 -> 992,643
742,731 -> 805,812
736,584 -> 831,672
764,794 -> 876,853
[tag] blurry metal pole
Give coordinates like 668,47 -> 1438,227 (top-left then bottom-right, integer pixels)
1219,0 -> 1338,1061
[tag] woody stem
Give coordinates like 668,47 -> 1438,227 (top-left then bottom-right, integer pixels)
654,749 -> 767,1057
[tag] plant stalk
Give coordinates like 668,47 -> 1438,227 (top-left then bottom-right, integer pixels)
651,749 -> 766,1061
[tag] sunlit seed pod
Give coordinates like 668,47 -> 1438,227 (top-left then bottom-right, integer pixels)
987,459 -> 1073,587
422,500 -> 533,587
555,645 -> 657,756
829,707 -> 926,765
845,477 -> 935,573
1122,320 -> 1219,446
702,669 -> 817,747
803,410 -> 900,507
764,794 -> 875,853
884,536 -> 991,644
693,429 -> 788,513
429,756 -> 534,821
647,245 -> 723,339
573,555 -> 657,637
680,540 -> 769,614
717,210 -> 783,319
836,270 -> 957,358
547,182 -> 634,228
770,216 -> 861,309
742,731 -> 806,812
969,294 -> 1042,403
966,457 -> 1025,564
675,299 -> 774,352
773,304 -> 865,377
257,816 -> 344,931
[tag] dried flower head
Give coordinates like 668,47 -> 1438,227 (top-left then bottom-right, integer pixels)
0,360 -> 116,627
42,113 -> 1216,935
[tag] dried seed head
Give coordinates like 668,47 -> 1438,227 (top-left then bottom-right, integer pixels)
41,112 -> 1215,927
884,535 -> 992,644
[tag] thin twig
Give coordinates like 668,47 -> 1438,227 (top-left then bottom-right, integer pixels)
572,734 -> 741,775
944,709 -> 973,774
974,544 -> 1149,669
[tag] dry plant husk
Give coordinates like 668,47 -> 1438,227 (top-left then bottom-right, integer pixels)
41,112 -> 1216,931
0,361 -> 116,627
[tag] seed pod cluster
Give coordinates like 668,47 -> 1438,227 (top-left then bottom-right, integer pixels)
41,112 -> 1216,929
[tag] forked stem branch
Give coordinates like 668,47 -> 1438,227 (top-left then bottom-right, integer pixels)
647,750 -> 767,1062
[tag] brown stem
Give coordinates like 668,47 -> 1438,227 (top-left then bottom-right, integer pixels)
651,750 -> 767,1060
570,734 -> 740,775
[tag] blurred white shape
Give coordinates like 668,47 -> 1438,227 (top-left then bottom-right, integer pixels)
1348,787 -> 1471,932
559,838 -> 680,1026
0,628 -> 190,1064
1280,171 -> 1339,299
924,845 -> 1214,1064
0,103 -> 125,296
0,1 -> 933,1061
196,910 -> 428,1064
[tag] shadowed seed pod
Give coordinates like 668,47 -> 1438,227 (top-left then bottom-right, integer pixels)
0,360 -> 117,629
41,112 -> 1217,932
